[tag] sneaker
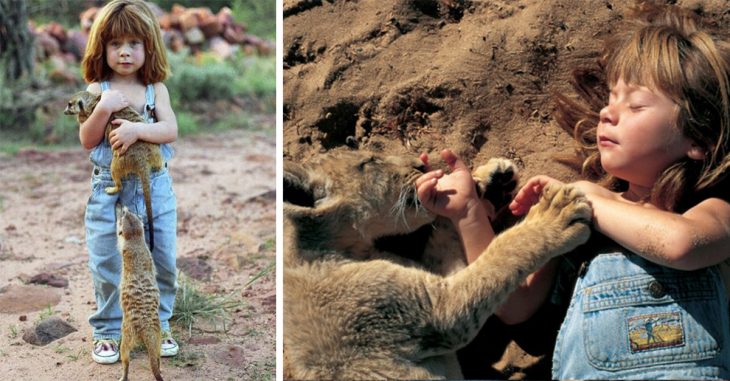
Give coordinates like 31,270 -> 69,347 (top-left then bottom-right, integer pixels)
161,331 -> 179,357
92,338 -> 120,364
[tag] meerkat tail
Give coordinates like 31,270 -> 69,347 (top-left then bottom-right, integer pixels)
142,327 -> 163,381
140,168 -> 155,252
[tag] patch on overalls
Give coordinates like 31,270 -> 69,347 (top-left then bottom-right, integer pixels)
628,311 -> 685,353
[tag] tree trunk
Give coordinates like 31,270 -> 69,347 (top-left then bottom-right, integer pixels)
0,0 -> 35,129
0,0 -> 34,82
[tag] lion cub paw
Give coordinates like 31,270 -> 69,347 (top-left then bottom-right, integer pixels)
472,158 -> 518,212
527,183 -> 593,251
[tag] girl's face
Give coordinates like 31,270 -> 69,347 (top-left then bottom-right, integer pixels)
597,79 -> 693,187
105,36 -> 145,78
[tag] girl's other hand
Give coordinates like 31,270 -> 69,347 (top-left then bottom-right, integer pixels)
509,175 -> 564,216
98,89 -> 129,113
108,120 -> 140,154
415,149 -> 480,223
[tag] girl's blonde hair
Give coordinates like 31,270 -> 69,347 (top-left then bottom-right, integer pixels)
556,1 -> 730,211
81,0 -> 170,84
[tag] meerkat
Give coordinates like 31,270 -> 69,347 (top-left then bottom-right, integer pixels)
116,203 -> 163,381
65,90 -> 163,251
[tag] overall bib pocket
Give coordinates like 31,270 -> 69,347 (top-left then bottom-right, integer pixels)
581,271 -> 724,370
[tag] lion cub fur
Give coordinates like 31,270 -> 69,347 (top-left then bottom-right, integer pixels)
283,150 -> 592,380
116,204 -> 163,381
65,90 -> 162,250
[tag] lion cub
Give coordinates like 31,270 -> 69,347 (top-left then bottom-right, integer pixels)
284,151 -> 593,379
65,90 -> 162,250
116,203 -> 163,381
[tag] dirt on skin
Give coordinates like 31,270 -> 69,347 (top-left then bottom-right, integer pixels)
0,127 -> 276,380
283,0 -> 729,379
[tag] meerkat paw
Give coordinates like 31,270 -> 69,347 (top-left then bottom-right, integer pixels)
472,158 -> 518,213
105,186 -> 120,194
525,183 -> 592,254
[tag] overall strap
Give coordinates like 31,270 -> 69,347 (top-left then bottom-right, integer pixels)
100,81 -> 110,91
143,84 -> 156,122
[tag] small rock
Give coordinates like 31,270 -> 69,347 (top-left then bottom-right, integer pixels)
29,273 -> 69,288
184,27 -> 205,45
22,317 -> 77,346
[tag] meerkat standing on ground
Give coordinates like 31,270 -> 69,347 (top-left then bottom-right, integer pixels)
116,203 -> 163,381
65,90 -> 163,250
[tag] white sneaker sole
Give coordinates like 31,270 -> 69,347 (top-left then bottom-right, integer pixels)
92,352 -> 119,364
161,345 -> 179,357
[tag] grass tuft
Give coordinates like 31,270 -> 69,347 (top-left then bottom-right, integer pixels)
172,271 -> 245,336
7,325 -> 18,339
38,304 -> 55,321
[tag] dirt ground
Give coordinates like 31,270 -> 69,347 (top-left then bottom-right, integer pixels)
283,0 -> 729,378
0,126 -> 276,380
284,0 -> 728,177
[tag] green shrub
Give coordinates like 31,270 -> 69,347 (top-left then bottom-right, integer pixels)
231,0 -> 276,39
27,0 -> 86,28
166,52 -> 237,104
234,54 -> 275,98
175,110 -> 199,136
30,106 -> 80,145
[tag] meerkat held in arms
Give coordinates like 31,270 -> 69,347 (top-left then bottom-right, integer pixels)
116,203 -> 163,381
65,90 -> 163,250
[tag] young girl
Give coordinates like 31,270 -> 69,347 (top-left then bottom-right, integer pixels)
417,2 -> 730,379
79,0 -> 179,364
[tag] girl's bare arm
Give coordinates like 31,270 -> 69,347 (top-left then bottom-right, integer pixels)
138,82 -> 178,144
587,194 -> 730,270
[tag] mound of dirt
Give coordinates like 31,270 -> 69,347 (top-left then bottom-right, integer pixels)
283,0 -> 729,378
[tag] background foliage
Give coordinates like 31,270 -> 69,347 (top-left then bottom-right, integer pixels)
26,0 -> 275,37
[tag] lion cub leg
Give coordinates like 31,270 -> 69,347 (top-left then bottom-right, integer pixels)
426,184 -> 591,349
472,158 -> 518,219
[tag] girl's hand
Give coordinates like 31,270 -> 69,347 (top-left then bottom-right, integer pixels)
415,149 -> 481,223
97,89 -> 130,113
109,120 -> 140,154
509,175 -> 564,216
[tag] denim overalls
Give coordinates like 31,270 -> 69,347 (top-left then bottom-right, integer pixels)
552,249 -> 730,379
85,81 -> 177,339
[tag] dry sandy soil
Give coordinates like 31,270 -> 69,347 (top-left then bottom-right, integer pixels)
0,126 -> 276,380
284,0 -> 729,378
